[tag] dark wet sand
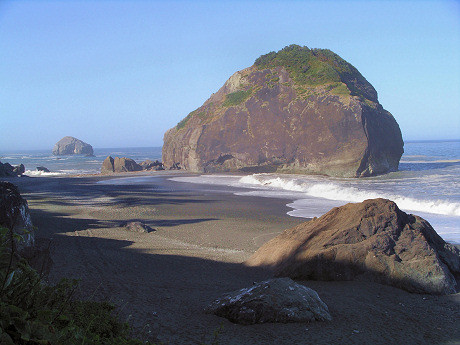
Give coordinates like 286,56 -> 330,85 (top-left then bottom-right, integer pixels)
8,172 -> 460,345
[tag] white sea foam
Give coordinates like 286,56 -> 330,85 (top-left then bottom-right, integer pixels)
238,174 -> 460,217
25,170 -> 66,176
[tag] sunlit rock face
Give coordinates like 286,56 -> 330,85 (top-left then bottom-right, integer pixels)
163,45 -> 403,177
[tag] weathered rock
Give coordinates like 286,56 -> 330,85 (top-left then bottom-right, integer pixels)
246,199 -> 460,295
0,182 -> 34,249
0,162 -> 25,177
101,156 -> 143,174
163,45 -> 403,177
205,278 -> 331,324
36,166 -> 50,173
140,160 -> 164,171
121,221 -> 153,233
52,136 -> 94,156
12,164 -> 25,176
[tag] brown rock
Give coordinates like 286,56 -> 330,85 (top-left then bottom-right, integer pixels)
246,198 -> 460,295
162,45 -> 403,177
101,156 -> 142,174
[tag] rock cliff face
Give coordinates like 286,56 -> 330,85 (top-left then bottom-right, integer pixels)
162,45 -> 404,177
52,136 -> 93,156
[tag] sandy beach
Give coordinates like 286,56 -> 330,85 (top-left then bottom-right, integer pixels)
9,172 -> 460,345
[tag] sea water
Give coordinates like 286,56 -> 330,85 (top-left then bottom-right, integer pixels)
1,142 -> 459,243
169,140 -> 460,244
0,147 -> 163,176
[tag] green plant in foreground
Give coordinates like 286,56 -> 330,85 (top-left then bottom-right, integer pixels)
0,226 -> 153,344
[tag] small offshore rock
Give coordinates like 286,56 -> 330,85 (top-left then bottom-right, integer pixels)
205,278 -> 331,324
36,166 -> 50,173
52,136 -> 93,156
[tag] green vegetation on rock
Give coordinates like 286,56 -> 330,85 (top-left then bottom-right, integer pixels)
255,44 -> 376,101
223,89 -> 253,107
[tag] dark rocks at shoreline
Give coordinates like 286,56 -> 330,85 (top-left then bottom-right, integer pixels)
163,45 -> 403,178
52,136 -> 94,156
140,160 -> 164,171
101,156 -> 143,174
0,181 -> 34,249
0,161 -> 25,177
36,166 -> 50,173
205,278 -> 332,324
246,198 -> 460,295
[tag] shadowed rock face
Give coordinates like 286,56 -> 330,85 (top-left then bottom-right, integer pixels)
0,182 -> 34,249
163,45 -> 403,177
246,199 -> 460,295
52,136 -> 93,156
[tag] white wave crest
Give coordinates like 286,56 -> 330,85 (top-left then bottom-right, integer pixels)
25,170 -> 65,177
238,174 -> 460,217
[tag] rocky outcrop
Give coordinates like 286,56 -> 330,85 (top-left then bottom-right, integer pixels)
246,199 -> 460,295
36,166 -> 50,173
0,162 -> 25,177
140,160 -> 164,171
101,156 -> 143,174
163,45 -> 403,177
52,136 -> 93,156
0,182 -> 34,249
205,278 -> 331,324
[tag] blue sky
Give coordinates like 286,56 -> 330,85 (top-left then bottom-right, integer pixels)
1,0 -> 459,150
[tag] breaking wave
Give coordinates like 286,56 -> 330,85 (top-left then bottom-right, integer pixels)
238,174 -> 460,217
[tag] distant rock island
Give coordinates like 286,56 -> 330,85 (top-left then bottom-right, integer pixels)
52,136 -> 93,156
163,45 -> 404,177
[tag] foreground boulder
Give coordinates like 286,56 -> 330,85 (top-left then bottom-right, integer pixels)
163,44 -> 403,177
246,199 -> 460,295
0,182 -> 34,249
101,156 -> 143,174
205,278 -> 331,324
52,136 -> 94,156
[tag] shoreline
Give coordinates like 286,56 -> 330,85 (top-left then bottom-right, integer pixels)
4,173 -> 460,344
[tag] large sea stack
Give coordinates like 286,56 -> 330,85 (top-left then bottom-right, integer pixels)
52,136 -> 93,156
162,45 -> 404,177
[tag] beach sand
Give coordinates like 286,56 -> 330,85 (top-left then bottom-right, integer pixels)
9,173 -> 460,345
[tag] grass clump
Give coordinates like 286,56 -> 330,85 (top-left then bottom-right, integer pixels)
222,89 -> 253,107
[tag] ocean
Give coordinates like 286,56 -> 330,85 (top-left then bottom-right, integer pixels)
0,147 -> 163,176
1,141 -> 459,244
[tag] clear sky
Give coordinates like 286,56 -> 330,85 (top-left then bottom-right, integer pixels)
1,0 -> 459,151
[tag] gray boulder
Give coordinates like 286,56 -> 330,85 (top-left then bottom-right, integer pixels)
52,136 -> 93,156
205,278 -> 331,324
121,221 -> 153,233
247,199 -> 460,295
